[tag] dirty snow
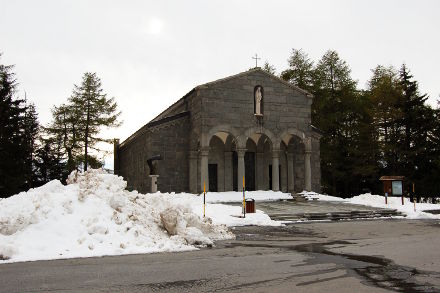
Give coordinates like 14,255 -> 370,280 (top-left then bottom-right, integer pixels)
0,170 -> 234,263
301,191 -> 440,219
0,170 -> 284,264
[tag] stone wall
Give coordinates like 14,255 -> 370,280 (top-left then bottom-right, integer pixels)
198,69 -> 312,140
117,68 -> 321,194
194,69 -> 320,192
117,114 -> 190,193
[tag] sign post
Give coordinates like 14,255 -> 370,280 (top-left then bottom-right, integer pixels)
413,183 -> 416,212
379,176 -> 405,206
203,181 -> 206,218
243,176 -> 246,218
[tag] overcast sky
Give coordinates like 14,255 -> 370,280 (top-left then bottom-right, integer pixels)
1,0 -> 439,149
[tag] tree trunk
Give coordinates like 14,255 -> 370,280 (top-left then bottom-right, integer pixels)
84,101 -> 90,171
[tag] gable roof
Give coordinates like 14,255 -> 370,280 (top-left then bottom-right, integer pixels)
119,67 -> 313,147
197,67 -> 313,98
150,67 -> 313,123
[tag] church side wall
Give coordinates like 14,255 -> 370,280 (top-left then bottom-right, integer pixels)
117,116 -> 190,193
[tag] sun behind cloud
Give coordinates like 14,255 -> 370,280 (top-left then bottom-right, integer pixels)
147,18 -> 163,35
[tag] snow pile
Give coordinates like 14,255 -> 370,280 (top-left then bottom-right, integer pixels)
0,170 -> 233,263
302,191 -> 440,219
349,193 -> 440,220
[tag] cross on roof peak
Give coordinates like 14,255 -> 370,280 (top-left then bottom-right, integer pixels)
252,54 -> 261,67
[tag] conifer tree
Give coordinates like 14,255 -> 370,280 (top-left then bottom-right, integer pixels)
34,136 -> 66,185
367,65 -> 403,174
397,65 -> 436,194
262,61 -> 276,75
69,72 -> 121,171
46,103 -> 84,175
311,50 -> 359,196
0,55 -> 27,197
23,102 -> 40,188
280,49 -> 314,92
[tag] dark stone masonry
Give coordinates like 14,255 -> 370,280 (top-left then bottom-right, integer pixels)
114,68 -> 321,194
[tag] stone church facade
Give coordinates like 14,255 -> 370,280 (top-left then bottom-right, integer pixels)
114,68 -> 321,194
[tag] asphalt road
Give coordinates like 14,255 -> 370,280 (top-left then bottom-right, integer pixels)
1,219 -> 440,292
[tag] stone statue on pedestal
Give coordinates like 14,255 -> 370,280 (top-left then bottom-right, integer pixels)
255,86 -> 263,115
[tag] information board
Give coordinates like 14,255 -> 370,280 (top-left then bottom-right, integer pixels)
392,181 -> 403,196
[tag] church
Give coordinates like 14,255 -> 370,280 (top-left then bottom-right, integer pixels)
114,67 -> 321,194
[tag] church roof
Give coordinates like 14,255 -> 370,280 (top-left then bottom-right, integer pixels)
196,67 -> 313,98
150,67 -> 312,123
120,67 -> 313,147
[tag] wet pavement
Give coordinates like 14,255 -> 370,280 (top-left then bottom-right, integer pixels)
1,218 -> 440,292
1,198 -> 440,292
232,199 -> 403,221
228,224 -> 440,292
254,199 -> 390,214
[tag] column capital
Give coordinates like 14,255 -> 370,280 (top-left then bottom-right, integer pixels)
272,149 -> 281,158
287,152 -> 294,160
200,147 -> 210,156
304,137 -> 312,153
189,151 -> 198,159
236,148 -> 247,157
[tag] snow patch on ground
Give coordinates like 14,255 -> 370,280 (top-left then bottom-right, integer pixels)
203,191 -> 292,203
301,191 -> 440,219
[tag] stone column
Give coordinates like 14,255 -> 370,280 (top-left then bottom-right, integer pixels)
256,152 -> 264,190
189,151 -> 198,194
304,138 -> 312,191
200,147 -> 209,192
224,151 -> 233,191
236,149 -> 246,192
272,149 -> 280,191
287,152 -> 295,193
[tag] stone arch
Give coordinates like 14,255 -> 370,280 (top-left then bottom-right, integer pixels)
202,124 -> 240,147
277,128 -> 313,193
239,126 -> 276,149
278,128 -> 307,148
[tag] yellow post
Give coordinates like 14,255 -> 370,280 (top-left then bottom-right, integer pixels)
242,176 -> 245,217
203,181 -> 206,218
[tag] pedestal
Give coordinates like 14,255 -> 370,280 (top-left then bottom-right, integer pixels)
149,175 -> 159,193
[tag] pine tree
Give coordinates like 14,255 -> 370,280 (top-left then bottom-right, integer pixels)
23,102 -> 40,188
0,55 -> 27,197
69,72 -> 121,171
311,50 -> 360,196
280,49 -> 314,92
397,65 -> 436,195
34,136 -> 66,185
367,64 -> 438,196
367,65 -> 403,174
46,103 -> 84,175
262,61 -> 276,75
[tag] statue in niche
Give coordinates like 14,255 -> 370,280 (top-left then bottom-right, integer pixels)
254,86 -> 263,115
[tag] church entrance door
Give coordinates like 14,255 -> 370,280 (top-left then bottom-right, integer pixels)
245,152 -> 255,191
208,164 -> 218,192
